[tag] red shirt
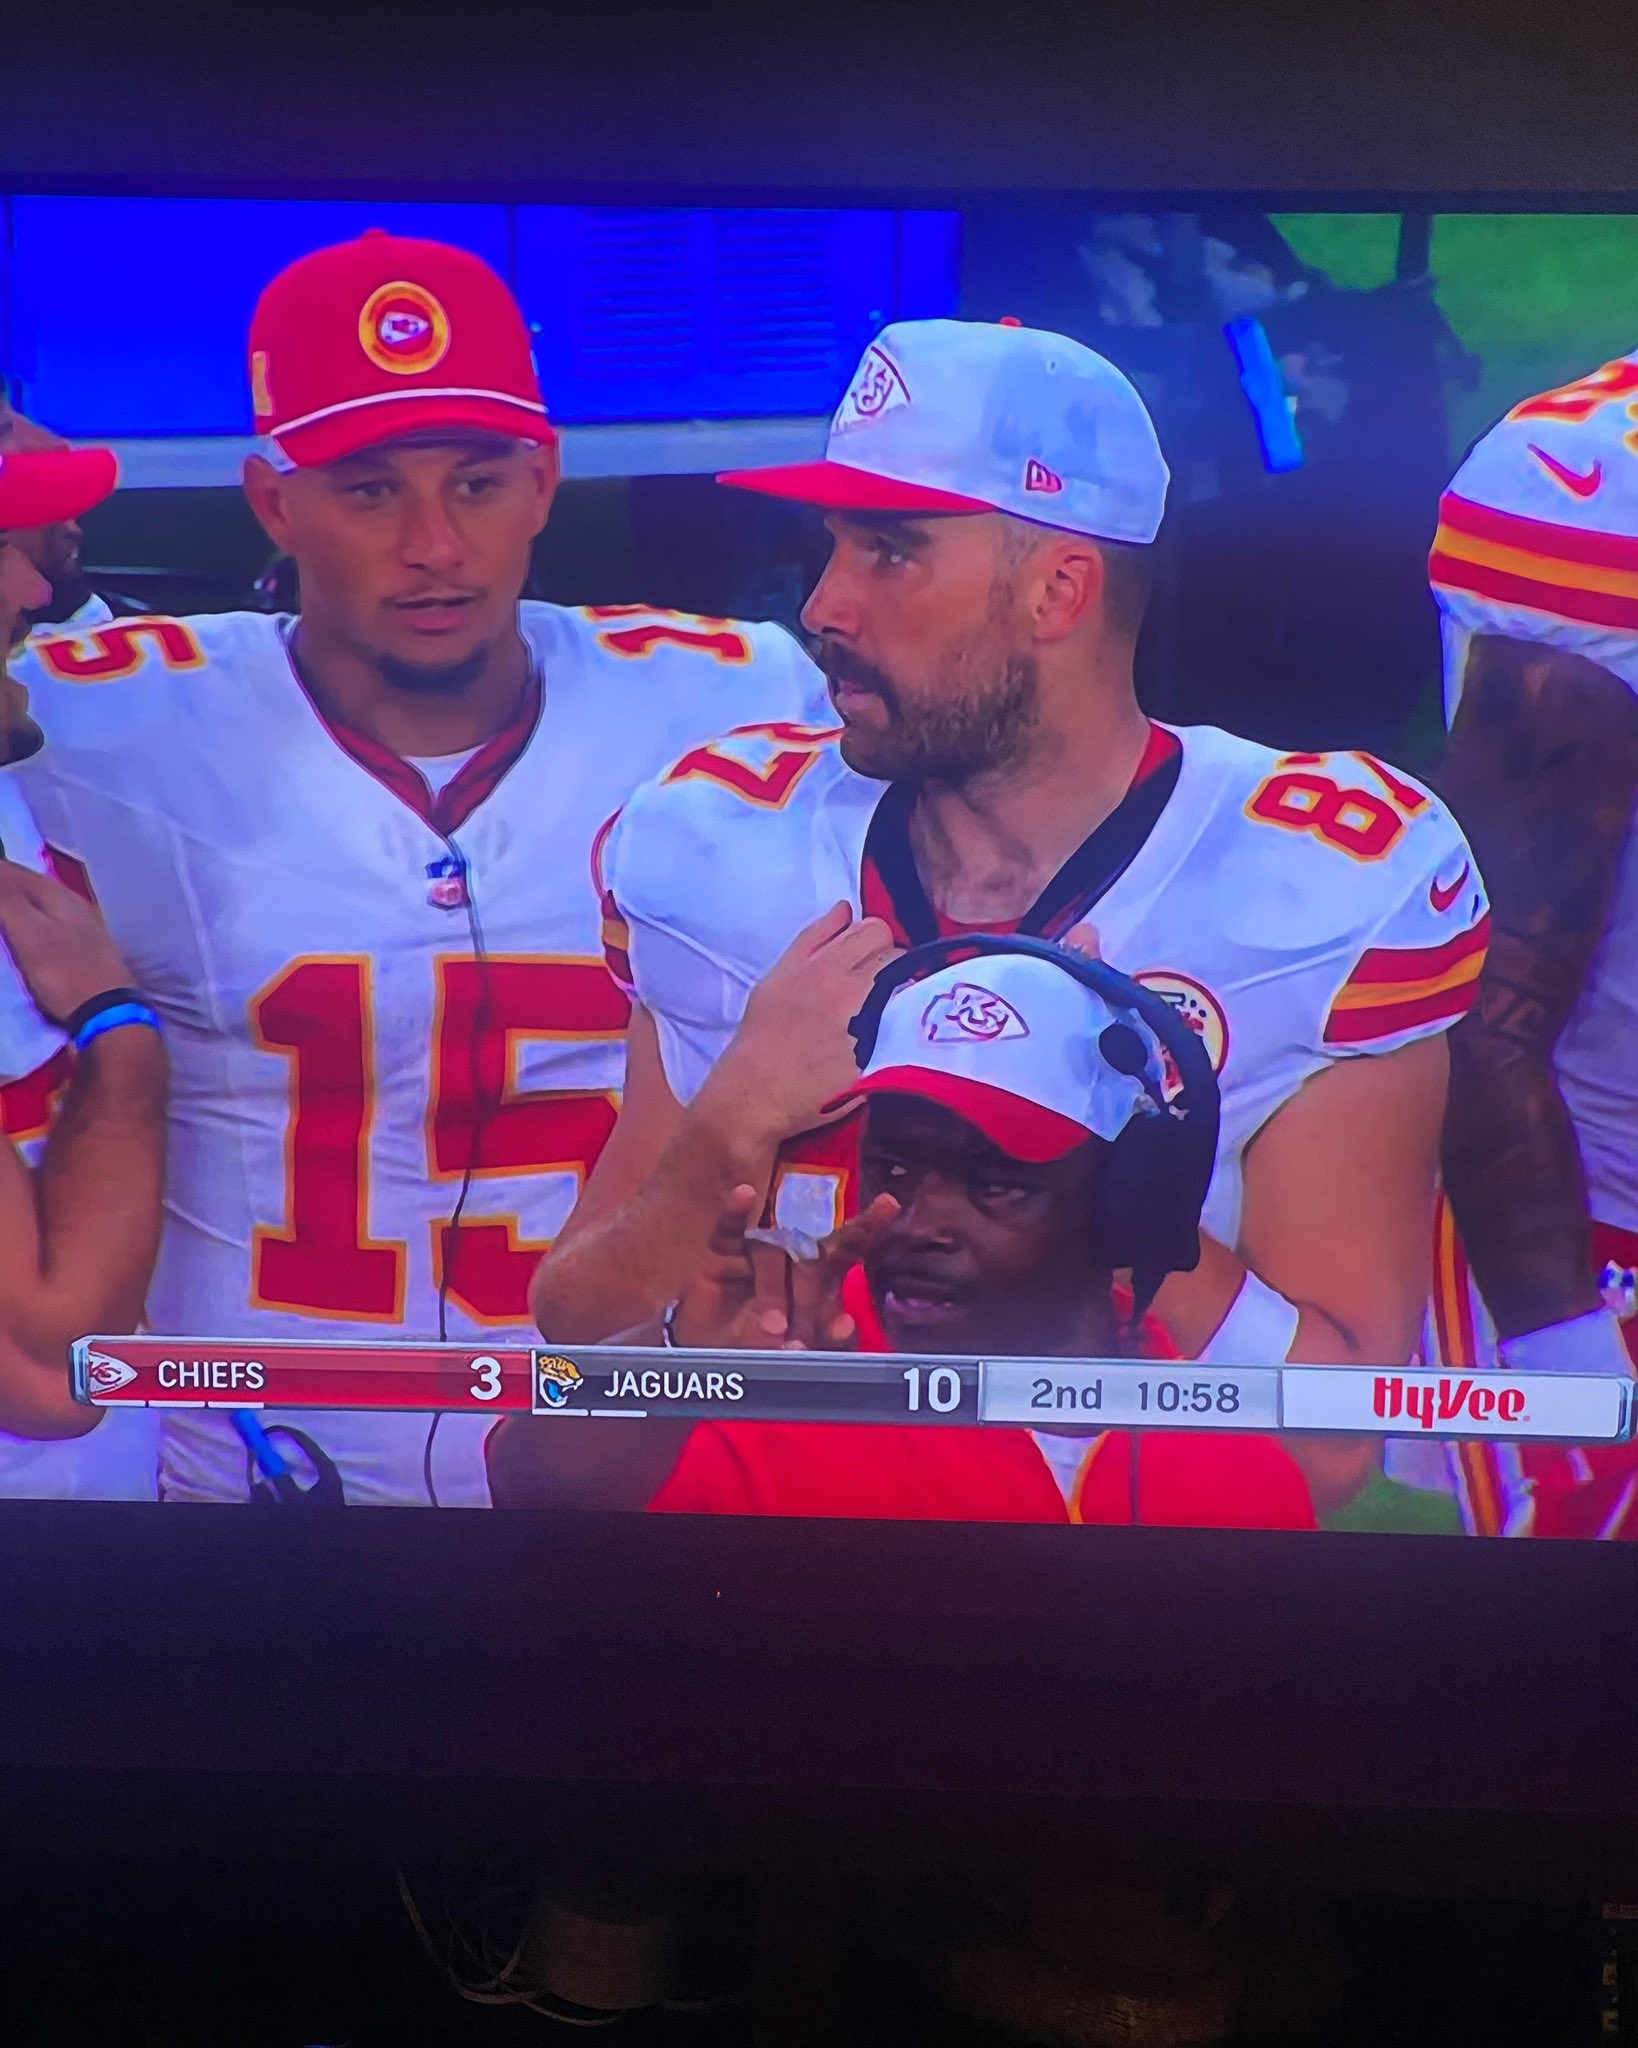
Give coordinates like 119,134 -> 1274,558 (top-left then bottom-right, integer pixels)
650,1269 -> 1318,1530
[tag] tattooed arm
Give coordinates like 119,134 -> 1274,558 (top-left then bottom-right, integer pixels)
1434,635 -> 1638,1339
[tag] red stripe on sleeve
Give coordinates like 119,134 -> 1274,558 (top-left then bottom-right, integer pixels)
1430,551 -> 1638,633
1439,492 -> 1638,575
1324,983 -> 1480,1046
1342,913 -> 1492,989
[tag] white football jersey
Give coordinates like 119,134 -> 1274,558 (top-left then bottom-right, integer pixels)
0,764 -> 160,1498
0,774 -> 69,1084
1432,351 -> 1638,1237
603,720 -> 1487,1258
11,604 -> 827,1505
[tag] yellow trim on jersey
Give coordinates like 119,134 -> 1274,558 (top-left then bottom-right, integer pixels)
1433,524 -> 1638,604
1327,949 -> 1486,1013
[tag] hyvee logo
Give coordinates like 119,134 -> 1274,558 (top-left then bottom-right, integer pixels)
834,346 -> 911,432
1374,1374 -> 1527,1431
922,983 -> 1029,1045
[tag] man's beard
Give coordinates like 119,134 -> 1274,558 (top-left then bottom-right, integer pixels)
821,640 -> 1040,783
375,645 -> 491,696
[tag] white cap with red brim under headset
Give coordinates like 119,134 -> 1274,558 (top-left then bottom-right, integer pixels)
844,953 -> 1169,1162
719,317 -> 1170,545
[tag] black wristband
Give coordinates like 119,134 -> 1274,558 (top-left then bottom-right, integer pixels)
63,986 -> 144,1038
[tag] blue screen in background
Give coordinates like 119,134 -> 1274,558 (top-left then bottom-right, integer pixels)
514,206 -> 962,422
5,198 -> 512,437
4,198 -> 962,438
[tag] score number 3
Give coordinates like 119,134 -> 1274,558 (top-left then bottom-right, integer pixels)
251,956 -> 629,1326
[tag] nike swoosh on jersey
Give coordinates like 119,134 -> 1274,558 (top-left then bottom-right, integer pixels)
1429,862 -> 1471,914
1528,444 -> 1605,499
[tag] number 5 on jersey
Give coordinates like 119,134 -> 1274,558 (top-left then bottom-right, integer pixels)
250,955 -> 629,1326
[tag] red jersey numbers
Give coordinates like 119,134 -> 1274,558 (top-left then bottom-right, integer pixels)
250,955 -> 629,1327
32,617 -> 206,683
663,721 -> 838,809
431,957 -> 628,1323
583,606 -> 752,665
1509,357 -> 1638,429
1245,751 -> 1429,862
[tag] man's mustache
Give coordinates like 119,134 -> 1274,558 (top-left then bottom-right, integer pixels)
817,642 -> 898,704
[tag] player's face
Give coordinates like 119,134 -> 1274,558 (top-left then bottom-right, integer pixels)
859,1094 -> 1111,1357
244,436 -> 556,691
802,513 -> 1039,781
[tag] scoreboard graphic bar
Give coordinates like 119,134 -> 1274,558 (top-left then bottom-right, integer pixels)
70,1337 -> 1636,1444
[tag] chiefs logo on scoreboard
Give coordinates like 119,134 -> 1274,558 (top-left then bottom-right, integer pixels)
84,1351 -> 138,1396
1134,971 -> 1229,1099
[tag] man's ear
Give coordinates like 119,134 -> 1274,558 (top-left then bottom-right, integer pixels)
242,454 -> 298,552
1029,538 -> 1107,645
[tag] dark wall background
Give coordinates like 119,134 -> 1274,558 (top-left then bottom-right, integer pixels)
6,1 -> 1638,199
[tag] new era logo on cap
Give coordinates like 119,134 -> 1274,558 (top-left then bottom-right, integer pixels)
719,317 -> 1170,545
922,982 -> 1030,1045
249,230 -> 552,469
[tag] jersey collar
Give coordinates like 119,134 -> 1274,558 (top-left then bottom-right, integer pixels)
859,723 -> 1183,946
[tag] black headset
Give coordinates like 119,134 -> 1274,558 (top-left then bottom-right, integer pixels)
847,933 -> 1221,1323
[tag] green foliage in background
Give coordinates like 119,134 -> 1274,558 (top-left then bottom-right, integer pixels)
1274,212 -> 1638,456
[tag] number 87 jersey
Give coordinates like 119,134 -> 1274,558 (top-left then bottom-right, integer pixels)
11,602 -> 828,1505
605,719 -> 1490,1261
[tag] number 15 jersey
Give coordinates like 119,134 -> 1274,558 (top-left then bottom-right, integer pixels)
11,604 -> 826,1505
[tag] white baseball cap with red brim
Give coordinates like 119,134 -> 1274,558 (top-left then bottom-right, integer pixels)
0,447 -> 119,534
850,954 -> 1166,1163
720,318 -> 1170,544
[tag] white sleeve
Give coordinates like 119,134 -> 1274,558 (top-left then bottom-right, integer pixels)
0,777 -> 70,1083
599,804 -> 752,1107
1321,803 -> 1491,1058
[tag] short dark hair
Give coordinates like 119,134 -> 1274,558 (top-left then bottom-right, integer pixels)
997,518 -> 1153,641
1098,538 -> 1153,640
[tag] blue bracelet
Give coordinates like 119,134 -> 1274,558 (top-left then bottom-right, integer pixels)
73,1001 -> 162,1053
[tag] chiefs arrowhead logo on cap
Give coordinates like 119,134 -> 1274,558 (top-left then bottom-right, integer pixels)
359,280 -> 452,377
834,344 -> 911,434
922,982 -> 1030,1045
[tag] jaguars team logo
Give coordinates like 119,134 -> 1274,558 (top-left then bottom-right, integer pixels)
1133,971 -> 1230,1100
533,1353 -> 586,1412
358,280 -> 452,377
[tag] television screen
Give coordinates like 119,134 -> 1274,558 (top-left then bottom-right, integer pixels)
1,197 -> 1635,1537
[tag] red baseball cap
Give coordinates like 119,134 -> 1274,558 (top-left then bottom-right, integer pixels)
0,447 -> 119,535
248,230 -> 553,468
